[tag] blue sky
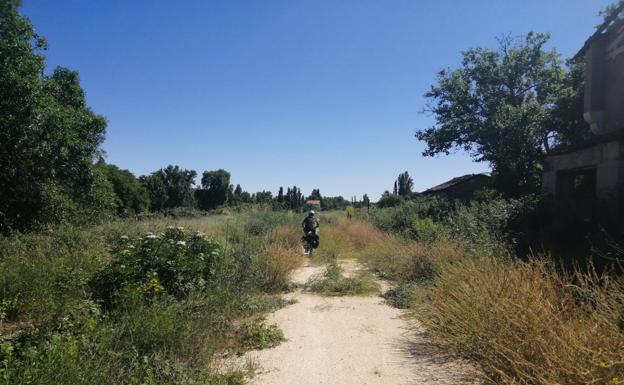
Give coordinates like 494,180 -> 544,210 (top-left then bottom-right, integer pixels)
22,0 -> 611,200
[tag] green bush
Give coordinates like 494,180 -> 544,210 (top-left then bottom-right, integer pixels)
0,226 -> 110,327
91,227 -> 223,304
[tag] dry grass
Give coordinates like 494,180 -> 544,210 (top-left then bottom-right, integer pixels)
357,233 -> 464,283
418,257 -> 624,385
265,225 -> 302,250
255,243 -> 304,292
329,218 -> 386,251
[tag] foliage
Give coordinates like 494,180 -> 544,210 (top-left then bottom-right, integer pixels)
376,191 -> 403,208
362,194 -> 371,209
197,169 -> 231,210
0,226 -> 109,327
382,282 -> 419,309
395,171 -> 414,196
417,33 -> 586,196
236,321 -> 284,352
320,196 -> 350,210
0,2 -> 113,233
600,1 -> 624,23
97,161 -> 150,216
253,190 -> 273,204
141,165 -> 197,211
0,212 -> 304,384
90,227 -> 223,303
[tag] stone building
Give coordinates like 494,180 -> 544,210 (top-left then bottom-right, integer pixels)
542,6 -> 624,212
305,199 -> 322,210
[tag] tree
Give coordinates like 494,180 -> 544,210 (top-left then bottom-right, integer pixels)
362,194 -> 371,210
98,161 -> 150,216
377,191 -> 402,208
396,171 -> 414,196
140,173 -> 168,211
0,1 -> 114,232
254,190 -> 273,204
197,169 -> 230,210
141,165 -> 196,211
416,33 -> 585,196
308,189 -> 322,200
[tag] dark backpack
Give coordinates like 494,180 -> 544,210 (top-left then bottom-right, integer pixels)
303,217 -> 317,231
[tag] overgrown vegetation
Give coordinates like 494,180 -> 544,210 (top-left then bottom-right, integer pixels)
0,211 -> 303,385
340,198 -> 624,385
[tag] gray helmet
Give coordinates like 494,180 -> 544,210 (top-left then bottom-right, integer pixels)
309,210 -> 315,216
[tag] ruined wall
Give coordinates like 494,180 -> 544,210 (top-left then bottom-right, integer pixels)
542,139 -> 624,200
584,21 -> 624,135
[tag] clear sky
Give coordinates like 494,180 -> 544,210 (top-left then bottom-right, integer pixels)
22,0 -> 611,200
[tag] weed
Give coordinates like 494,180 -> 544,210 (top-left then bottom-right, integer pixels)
417,257 -> 624,385
236,321 -> 285,352
254,244 -> 304,292
306,258 -> 379,296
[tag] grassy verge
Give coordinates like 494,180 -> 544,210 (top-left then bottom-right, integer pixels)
339,205 -> 624,385
0,210 -> 303,385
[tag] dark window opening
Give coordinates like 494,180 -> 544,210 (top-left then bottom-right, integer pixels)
556,168 -> 597,218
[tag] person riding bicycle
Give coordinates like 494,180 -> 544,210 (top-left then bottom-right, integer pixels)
302,210 -> 319,235
301,210 -> 320,254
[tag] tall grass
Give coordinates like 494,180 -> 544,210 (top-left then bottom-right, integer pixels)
418,257 -> 624,385
358,200 -> 624,385
0,211 -> 303,385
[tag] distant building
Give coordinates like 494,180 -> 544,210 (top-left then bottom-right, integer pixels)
542,5 -> 624,213
306,200 -> 322,210
422,173 -> 491,200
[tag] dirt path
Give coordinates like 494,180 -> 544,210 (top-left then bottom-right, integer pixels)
240,261 -> 479,385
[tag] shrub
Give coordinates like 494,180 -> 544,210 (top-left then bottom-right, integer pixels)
90,227 -> 223,304
359,236 -> 463,283
254,244 -> 304,292
382,282 -> 419,309
0,226 -> 110,327
236,321 -> 284,352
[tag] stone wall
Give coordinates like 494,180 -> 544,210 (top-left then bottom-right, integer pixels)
542,139 -> 624,200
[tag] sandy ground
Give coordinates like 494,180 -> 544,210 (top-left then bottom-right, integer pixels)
237,261 -> 480,385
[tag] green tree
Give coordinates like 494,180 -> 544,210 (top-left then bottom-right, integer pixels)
254,190 -> 273,204
362,194 -> 371,210
98,161 -> 150,216
141,165 -> 196,211
377,191 -> 402,208
140,173 -> 168,211
396,171 -> 414,196
0,1 -> 114,232
416,33 -> 585,196
197,169 -> 230,210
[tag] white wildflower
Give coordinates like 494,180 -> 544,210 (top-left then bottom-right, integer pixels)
145,233 -> 157,239
120,235 -> 129,240
176,240 -> 186,246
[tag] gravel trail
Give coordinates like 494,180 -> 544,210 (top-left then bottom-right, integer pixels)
242,261 -> 479,385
